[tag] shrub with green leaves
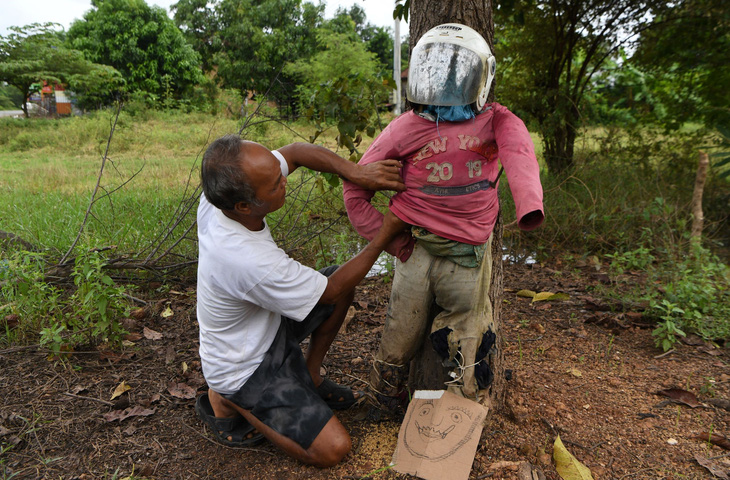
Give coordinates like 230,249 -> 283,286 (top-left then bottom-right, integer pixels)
2,250 -> 130,354
608,243 -> 730,351
1,252 -> 63,344
64,250 -> 130,349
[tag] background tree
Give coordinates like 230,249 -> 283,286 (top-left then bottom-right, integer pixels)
0,82 -> 24,109
631,0 -> 730,130
0,23 -> 118,117
404,0 -> 507,412
209,0 -> 323,113
494,0 -> 663,174
171,0 -> 221,73
329,5 -> 397,72
67,0 -> 203,103
284,29 -> 391,161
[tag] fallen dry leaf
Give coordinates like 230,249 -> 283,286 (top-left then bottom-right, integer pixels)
143,327 -> 163,341
167,382 -> 196,399
656,388 -> 702,408
139,394 -> 161,408
707,398 -> 730,411
342,306 -> 356,332
548,293 -> 570,301
99,350 -> 134,362
517,290 -> 537,298
110,381 -> 131,400
698,345 -> 723,356
102,405 -> 155,423
3,314 -> 19,329
694,453 -> 730,480
160,306 -> 174,318
554,435 -> 594,480
693,432 -> 730,450
70,385 -> 87,395
532,292 -> 556,302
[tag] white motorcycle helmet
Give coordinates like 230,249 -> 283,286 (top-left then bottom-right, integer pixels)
407,23 -> 496,112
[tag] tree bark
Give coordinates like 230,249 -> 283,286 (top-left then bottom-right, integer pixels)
407,0 -> 505,413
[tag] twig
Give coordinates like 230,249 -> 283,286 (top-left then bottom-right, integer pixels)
60,102 -> 123,265
654,349 -> 675,359
619,468 -> 656,479
123,294 -> 148,305
0,345 -> 39,355
62,392 -> 114,406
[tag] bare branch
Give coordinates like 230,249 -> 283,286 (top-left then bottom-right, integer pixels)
60,102 -> 123,265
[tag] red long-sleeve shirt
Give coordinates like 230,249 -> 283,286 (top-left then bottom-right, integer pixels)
343,103 -> 545,262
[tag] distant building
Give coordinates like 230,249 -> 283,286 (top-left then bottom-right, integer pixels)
28,81 -> 74,116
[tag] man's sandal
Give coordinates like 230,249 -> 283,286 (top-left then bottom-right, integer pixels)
316,378 -> 362,410
194,393 -> 265,447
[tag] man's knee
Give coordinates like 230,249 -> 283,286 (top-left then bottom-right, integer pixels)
307,419 -> 351,467
314,433 -> 351,467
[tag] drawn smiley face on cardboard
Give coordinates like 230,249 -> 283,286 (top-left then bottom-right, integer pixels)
402,398 -> 481,461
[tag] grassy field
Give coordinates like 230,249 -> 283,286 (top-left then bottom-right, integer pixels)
2,108 -> 727,263
1,107 -> 728,351
0,109 -> 363,259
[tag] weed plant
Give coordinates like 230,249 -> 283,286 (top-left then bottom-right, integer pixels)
605,243 -> 730,350
1,249 -> 130,353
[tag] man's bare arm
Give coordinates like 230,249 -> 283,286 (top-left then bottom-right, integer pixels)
277,142 -> 405,192
319,210 -> 408,304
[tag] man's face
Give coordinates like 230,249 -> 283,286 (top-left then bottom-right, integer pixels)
240,143 -> 287,215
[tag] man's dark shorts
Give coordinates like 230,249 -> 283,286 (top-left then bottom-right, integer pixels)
222,266 -> 338,449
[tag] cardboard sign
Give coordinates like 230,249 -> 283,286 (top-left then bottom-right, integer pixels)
393,390 -> 488,480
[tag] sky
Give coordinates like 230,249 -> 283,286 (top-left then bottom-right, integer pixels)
0,0 -> 408,36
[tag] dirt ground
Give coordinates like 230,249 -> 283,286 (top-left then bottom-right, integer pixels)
2,258 -> 729,480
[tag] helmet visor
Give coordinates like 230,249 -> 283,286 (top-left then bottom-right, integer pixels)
407,42 -> 486,106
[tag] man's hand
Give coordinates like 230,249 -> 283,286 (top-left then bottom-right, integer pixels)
353,160 -> 405,192
378,209 -> 409,241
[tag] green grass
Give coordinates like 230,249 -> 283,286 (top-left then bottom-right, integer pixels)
0,108 -> 375,263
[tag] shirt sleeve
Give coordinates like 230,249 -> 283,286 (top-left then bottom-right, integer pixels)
271,149 -> 289,177
343,123 -> 415,262
492,104 -> 545,231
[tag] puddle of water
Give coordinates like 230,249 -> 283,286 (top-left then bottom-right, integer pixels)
367,251 -> 395,277
502,246 -> 537,265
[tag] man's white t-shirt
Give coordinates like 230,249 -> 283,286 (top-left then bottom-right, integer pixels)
196,150 -> 328,394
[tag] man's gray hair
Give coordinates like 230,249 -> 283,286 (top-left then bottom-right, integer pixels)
201,135 -> 260,210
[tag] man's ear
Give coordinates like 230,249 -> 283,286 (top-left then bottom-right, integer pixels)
233,201 -> 252,215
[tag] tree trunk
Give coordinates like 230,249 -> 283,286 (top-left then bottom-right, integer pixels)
542,106 -> 578,174
407,0 -> 505,413
691,151 -> 710,244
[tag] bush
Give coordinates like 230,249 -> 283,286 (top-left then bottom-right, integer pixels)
1,250 -> 130,354
605,243 -> 730,350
